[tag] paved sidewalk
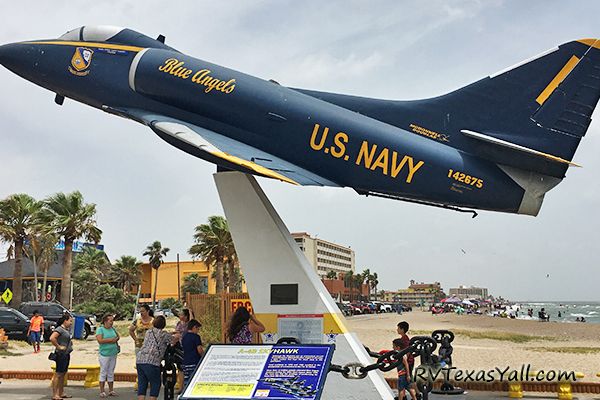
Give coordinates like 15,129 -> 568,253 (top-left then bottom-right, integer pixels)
0,380 -> 138,400
1,380 -> 599,400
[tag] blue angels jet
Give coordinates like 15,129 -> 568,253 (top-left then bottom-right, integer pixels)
1,26 -> 599,216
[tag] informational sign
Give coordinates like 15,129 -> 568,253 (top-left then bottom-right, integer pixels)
181,344 -> 333,400
231,299 -> 254,314
277,315 -> 323,344
1,288 -> 13,304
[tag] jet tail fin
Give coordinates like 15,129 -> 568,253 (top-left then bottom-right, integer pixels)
410,39 -> 600,178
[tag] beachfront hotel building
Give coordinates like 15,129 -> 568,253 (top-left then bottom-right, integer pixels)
449,285 -> 489,299
291,232 -> 355,279
385,280 -> 446,306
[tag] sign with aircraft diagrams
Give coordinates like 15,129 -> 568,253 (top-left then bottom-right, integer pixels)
181,344 -> 334,400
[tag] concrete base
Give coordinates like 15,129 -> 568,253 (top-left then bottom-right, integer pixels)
214,172 -> 394,400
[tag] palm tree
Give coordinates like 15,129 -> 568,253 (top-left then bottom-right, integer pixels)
325,270 -> 337,280
111,256 -> 142,294
23,231 -> 58,301
75,246 -> 108,271
39,191 -> 102,306
361,269 -> 371,300
182,273 -> 207,295
354,274 -> 365,302
188,216 -> 233,293
369,272 -> 379,301
0,194 -> 41,307
36,233 -> 58,301
143,241 -> 170,308
343,271 -> 355,302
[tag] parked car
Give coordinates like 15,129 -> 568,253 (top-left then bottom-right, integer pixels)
376,302 -> 393,313
19,301 -> 97,339
0,307 -> 55,340
355,303 -> 372,314
336,302 -> 352,317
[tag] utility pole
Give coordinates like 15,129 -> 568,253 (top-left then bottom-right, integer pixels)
176,253 -> 181,301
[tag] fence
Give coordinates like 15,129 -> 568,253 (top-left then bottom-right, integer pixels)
186,292 -> 252,343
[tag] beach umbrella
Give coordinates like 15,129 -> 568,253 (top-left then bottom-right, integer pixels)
441,297 -> 461,304
462,299 -> 474,306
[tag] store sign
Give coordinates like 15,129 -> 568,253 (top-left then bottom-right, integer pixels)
181,344 -> 333,400
231,299 -> 254,314
54,240 -> 104,253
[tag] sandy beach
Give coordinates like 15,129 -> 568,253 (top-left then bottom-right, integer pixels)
2,312 -> 600,382
346,311 -> 600,380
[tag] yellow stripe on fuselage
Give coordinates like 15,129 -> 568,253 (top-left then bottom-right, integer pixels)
536,55 -> 580,105
22,41 -> 144,53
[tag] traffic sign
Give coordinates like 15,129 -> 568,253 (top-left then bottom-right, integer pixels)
1,288 -> 13,304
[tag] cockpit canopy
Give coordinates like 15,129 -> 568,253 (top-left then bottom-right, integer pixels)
58,25 -> 176,51
59,26 -> 123,42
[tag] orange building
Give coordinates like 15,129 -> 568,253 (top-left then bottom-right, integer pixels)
139,260 -> 216,303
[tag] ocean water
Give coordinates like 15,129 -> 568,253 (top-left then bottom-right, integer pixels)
514,301 -> 600,324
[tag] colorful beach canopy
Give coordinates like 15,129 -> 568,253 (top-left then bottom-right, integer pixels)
441,297 -> 462,303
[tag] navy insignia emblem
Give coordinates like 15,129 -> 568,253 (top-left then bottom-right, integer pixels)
69,47 -> 93,76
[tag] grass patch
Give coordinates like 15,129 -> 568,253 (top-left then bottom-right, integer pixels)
453,330 -> 552,343
528,347 -> 600,354
409,329 -> 552,343
113,320 -> 132,338
0,347 -> 21,356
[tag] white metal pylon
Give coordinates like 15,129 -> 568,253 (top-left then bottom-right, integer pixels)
214,171 -> 394,400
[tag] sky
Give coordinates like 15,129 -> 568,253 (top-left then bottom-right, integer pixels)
1,1 -> 599,301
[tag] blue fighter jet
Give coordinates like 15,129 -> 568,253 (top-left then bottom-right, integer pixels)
1,26 -> 599,216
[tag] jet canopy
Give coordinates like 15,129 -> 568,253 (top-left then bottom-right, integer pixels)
57,25 -> 175,51
59,26 -> 124,42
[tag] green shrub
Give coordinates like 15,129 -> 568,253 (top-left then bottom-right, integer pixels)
75,284 -> 135,320
160,297 -> 183,312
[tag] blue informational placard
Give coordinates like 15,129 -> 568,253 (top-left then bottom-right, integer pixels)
180,344 -> 334,400
253,345 -> 332,399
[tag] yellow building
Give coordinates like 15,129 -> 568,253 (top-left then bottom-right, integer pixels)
139,260 -> 217,302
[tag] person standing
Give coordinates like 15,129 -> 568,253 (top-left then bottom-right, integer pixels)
136,316 -> 180,400
27,309 -> 44,353
129,304 -> 154,355
397,321 -> 420,400
96,314 -> 120,398
181,319 -> 204,388
175,309 -> 192,340
50,314 -> 73,400
392,338 -> 416,400
226,306 -> 265,344
174,309 -> 192,392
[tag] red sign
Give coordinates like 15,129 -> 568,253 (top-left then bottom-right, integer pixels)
231,299 -> 253,314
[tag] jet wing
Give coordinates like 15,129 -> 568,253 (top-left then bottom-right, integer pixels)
104,107 -> 339,187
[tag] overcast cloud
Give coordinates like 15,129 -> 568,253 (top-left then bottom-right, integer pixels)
1,1 -> 599,301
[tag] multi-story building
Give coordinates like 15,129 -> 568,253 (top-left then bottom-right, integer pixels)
395,280 -> 445,306
291,232 -> 355,279
449,285 -> 489,299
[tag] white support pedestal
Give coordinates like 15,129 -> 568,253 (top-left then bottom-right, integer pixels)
214,172 -> 394,400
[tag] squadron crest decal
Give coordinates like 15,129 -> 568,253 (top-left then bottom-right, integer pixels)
69,47 -> 93,76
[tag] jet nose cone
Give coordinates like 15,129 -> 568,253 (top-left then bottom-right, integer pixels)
0,43 -> 23,68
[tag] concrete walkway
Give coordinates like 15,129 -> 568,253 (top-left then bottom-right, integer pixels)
1,380 -> 599,400
0,380 -> 138,400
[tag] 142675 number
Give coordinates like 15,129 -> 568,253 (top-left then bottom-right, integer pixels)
448,169 -> 483,188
